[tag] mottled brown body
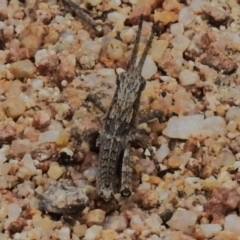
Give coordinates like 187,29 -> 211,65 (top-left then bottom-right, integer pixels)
61,0 -> 162,201
54,0 -> 163,203
97,18 -> 159,200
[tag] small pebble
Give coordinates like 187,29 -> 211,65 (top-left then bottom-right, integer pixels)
148,176 -> 162,185
83,167 -> 97,183
163,115 -> 204,139
167,208 -> 198,233
141,55 -> 157,79
171,35 -> 191,52
0,151 -> 7,164
170,23 -> 184,36
150,40 -> 168,62
154,11 -> 178,25
58,227 -> 70,240
202,116 -> 227,137
86,209 -> 106,227
144,213 -> 162,234
32,110 -> 51,129
47,162 -> 65,180
141,190 -> 159,209
179,7 -> 195,26
22,153 -> 36,171
156,143 -> 170,163
11,139 -> 31,158
167,155 -> 182,168
3,97 -> 26,119
179,69 -> 199,86
7,203 -> 22,221
10,60 -> 36,78
101,229 -> 117,240
226,107 -> 240,121
86,0 -> 102,7
200,224 -> 222,238
107,12 -> 126,24
38,130 -> 60,143
73,224 -> 87,238
224,214 -> 240,235
84,225 -> 102,240
103,215 -> 128,232
130,215 -> 145,234
31,79 -> 43,90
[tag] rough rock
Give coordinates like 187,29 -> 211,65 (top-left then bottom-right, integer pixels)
39,180 -> 89,214
0,121 -> 17,143
125,4 -> 152,25
154,10 -> 178,25
86,209 -> 106,227
204,187 -> 240,224
32,110 -> 51,129
200,51 -> 237,74
202,5 -> 229,26
11,139 -> 31,158
9,59 -> 36,78
19,22 -> 48,57
167,208 -> 198,233
47,162 -> 65,180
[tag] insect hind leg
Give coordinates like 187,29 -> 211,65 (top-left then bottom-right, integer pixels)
134,133 -> 161,172
138,110 -> 165,124
120,144 -> 132,198
86,94 -> 107,113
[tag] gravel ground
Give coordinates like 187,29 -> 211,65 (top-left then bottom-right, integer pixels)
1,0 -> 240,239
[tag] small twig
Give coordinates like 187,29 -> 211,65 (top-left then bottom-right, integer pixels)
61,0 -> 102,33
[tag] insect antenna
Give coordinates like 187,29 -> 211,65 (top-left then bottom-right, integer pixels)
129,15 -> 144,71
136,21 -> 159,73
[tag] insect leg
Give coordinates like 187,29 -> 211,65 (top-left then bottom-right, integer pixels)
71,126 -> 99,143
138,110 -> 165,124
134,134 -> 161,172
86,94 -> 107,113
